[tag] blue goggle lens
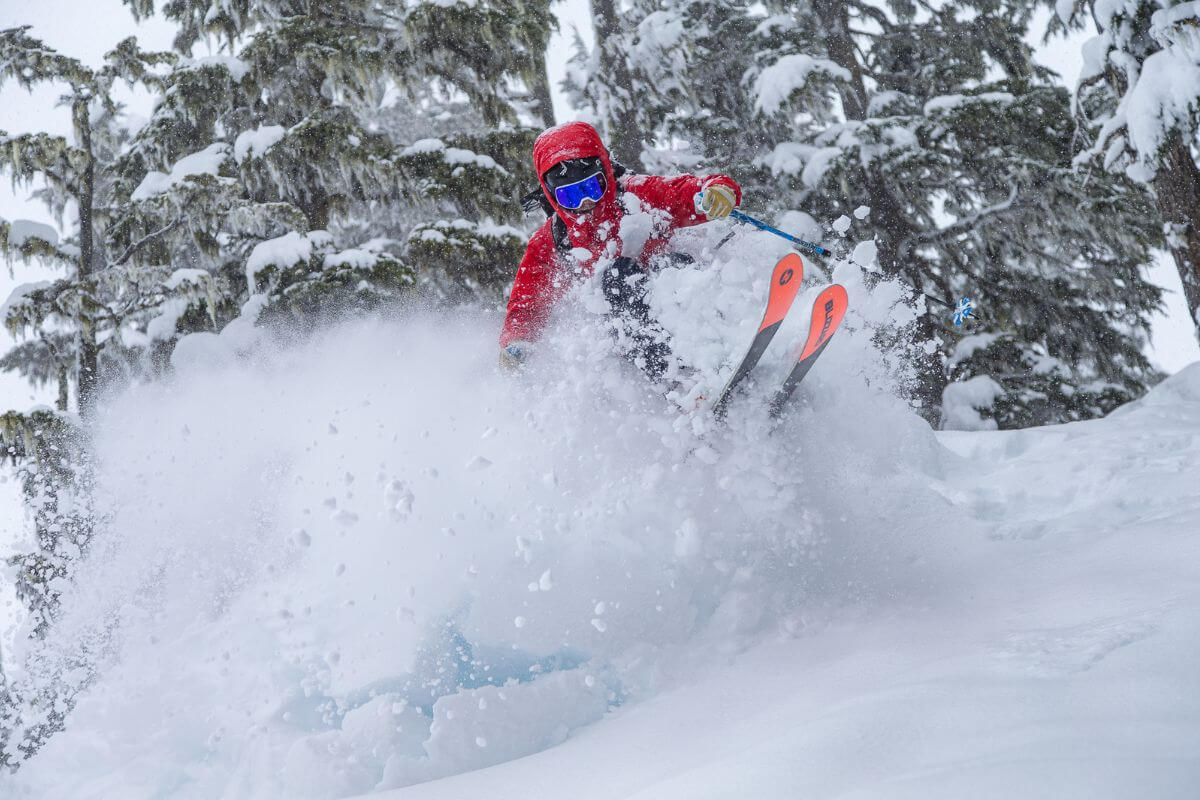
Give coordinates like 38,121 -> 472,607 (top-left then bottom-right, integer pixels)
553,172 -> 606,210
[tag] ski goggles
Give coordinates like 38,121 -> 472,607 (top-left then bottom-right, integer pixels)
551,171 -> 606,210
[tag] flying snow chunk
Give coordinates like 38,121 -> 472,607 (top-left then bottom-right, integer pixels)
833,215 -> 852,235
674,518 -> 702,558
854,205 -> 871,219
618,193 -> 657,259
851,240 -> 878,267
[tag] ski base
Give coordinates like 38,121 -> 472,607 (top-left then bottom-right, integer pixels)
769,284 -> 849,418
711,253 -> 804,420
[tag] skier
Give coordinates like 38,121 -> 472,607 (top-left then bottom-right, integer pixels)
499,121 -> 741,378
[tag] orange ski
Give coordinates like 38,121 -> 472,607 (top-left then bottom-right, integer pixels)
769,284 -> 848,418
712,253 -> 804,419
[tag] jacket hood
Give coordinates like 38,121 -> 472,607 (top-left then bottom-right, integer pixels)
533,122 -> 619,222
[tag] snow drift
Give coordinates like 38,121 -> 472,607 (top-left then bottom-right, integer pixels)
5,229 -> 1199,799
0,230 -> 929,796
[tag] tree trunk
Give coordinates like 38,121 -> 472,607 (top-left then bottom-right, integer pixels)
73,99 -> 98,421
1153,131 -> 1200,341
56,363 -> 68,413
528,47 -> 556,129
303,189 -> 331,232
811,0 -> 868,121
589,0 -> 644,171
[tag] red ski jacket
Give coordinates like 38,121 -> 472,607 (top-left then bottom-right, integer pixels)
499,122 -> 741,348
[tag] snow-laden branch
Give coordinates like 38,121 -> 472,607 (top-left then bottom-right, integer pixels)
753,54 -> 852,116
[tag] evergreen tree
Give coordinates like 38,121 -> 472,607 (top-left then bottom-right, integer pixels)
1053,0 -> 1200,341
0,29 -> 184,414
0,26 -> 201,643
0,27 -> 178,767
120,0 -> 548,319
570,0 -> 1165,428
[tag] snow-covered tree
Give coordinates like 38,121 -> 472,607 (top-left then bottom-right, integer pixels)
570,0 -> 1165,428
0,27 -> 205,647
0,29 -> 186,414
106,8 -> 413,340
120,0 -> 546,314
1054,0 -> 1200,341
0,28 -> 176,767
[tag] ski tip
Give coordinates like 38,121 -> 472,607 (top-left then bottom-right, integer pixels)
760,253 -> 804,331
798,284 -> 849,361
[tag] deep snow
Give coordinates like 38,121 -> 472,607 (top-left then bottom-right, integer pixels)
2,231 -> 1199,798
381,362 -> 1200,800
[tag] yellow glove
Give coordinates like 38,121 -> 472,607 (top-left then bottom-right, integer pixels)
699,184 -> 738,220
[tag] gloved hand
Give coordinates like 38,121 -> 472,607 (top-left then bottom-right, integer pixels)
499,341 -> 531,371
698,183 -> 738,220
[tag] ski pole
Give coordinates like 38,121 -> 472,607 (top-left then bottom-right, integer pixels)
697,191 -> 831,258
729,209 -> 831,258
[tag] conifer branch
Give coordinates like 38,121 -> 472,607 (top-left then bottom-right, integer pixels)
111,217 -> 182,267
900,183 -> 1021,258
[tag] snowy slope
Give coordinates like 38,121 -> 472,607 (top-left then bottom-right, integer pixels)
381,363 -> 1200,800
3,233 -> 1199,798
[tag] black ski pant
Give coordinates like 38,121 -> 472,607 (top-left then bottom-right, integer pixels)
601,256 -> 672,381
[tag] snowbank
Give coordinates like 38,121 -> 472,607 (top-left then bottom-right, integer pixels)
3,231 -> 943,798
7,234 -> 1198,799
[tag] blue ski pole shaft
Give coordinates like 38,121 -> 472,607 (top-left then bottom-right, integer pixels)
729,209 -> 831,258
